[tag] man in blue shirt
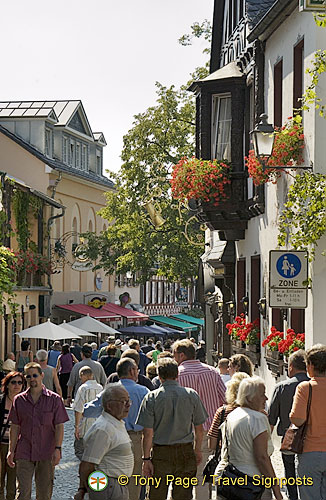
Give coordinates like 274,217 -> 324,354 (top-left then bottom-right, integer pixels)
84,357 -> 149,500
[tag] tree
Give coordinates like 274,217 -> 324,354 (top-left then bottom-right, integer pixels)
82,24 -> 213,284
84,83 -> 203,283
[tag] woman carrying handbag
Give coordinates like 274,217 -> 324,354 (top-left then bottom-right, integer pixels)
215,377 -> 283,500
290,344 -> 326,500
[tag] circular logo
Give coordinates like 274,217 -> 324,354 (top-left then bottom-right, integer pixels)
88,471 -> 109,492
276,253 -> 301,279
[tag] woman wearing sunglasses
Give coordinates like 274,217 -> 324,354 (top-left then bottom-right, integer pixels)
0,371 -> 25,500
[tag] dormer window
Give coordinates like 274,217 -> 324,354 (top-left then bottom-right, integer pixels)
82,144 -> 88,170
45,128 -> 53,157
76,142 -> 81,169
69,141 -> 75,167
211,94 -> 232,161
96,149 -> 102,174
62,136 -> 68,163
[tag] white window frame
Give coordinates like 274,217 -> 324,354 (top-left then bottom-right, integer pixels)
96,148 -> 101,174
211,93 -> 232,161
62,136 -> 68,163
45,128 -> 52,157
69,140 -> 75,167
81,144 -> 88,170
76,142 -> 81,169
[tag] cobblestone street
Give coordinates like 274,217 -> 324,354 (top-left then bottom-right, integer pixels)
32,408 -> 79,500
29,408 -> 289,500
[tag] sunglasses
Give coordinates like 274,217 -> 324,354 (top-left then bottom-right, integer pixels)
10,380 -> 23,385
25,374 -> 40,379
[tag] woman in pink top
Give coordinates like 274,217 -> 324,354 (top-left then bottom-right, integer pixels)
290,344 -> 326,500
56,344 -> 78,405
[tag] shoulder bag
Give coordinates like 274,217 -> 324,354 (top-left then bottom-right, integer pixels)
280,382 -> 312,455
203,405 -> 226,483
215,421 -> 265,500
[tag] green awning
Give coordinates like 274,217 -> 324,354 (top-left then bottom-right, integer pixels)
171,314 -> 204,327
149,316 -> 198,332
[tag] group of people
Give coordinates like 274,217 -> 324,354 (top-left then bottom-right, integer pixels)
0,337 -> 325,500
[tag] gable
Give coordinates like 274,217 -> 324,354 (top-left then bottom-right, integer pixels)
68,110 -> 92,137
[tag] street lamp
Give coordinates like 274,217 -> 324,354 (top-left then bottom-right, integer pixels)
258,297 -> 267,319
250,114 -> 312,171
241,296 -> 249,315
251,114 -> 275,162
226,300 -> 236,319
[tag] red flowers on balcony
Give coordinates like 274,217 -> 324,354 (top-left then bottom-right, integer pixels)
226,314 -> 260,346
171,157 -> 231,206
262,326 -> 305,356
245,116 -> 304,186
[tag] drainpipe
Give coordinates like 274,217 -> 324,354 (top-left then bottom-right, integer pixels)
47,172 -> 64,294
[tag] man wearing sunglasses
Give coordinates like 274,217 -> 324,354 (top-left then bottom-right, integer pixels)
7,362 -> 69,500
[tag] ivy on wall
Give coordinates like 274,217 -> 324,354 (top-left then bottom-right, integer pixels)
12,189 -> 42,251
278,172 -> 326,261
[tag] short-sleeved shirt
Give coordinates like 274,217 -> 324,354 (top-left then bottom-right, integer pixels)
290,377 -> 326,452
9,386 -> 69,461
82,412 -> 134,477
225,407 -> 273,477
67,359 -> 107,394
136,380 -> 208,444
72,379 -> 103,437
178,360 -> 226,431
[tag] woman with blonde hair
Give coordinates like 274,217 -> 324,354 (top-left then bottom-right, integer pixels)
216,377 -> 283,500
208,372 -> 250,450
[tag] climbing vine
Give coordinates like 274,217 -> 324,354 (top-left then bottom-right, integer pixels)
12,189 -> 42,251
278,172 -> 326,261
12,190 -> 30,251
0,246 -> 17,315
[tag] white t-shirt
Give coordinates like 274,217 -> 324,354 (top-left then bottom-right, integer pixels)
216,407 -> 273,477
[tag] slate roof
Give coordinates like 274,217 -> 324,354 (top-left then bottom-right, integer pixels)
0,100 -> 106,142
0,124 -> 114,189
246,0 -> 276,28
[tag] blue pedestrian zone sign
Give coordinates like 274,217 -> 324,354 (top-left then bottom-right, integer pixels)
276,253 -> 301,279
269,250 -> 308,308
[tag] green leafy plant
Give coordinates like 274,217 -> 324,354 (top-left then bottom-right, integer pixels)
12,190 -> 30,251
302,49 -> 326,117
278,172 -> 326,261
0,246 -> 17,315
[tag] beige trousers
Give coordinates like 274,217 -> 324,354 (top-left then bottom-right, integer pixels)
16,459 -> 54,500
127,430 -> 143,500
193,432 -> 211,500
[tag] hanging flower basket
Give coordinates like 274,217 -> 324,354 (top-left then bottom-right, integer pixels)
245,116 -> 305,186
170,157 -> 231,206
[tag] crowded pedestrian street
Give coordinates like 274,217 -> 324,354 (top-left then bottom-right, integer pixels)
1,0 -> 326,499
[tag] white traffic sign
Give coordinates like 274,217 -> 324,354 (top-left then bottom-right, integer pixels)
269,250 -> 308,308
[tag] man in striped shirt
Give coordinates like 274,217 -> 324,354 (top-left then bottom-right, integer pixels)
173,339 -> 226,499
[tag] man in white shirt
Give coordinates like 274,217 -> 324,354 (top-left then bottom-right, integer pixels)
218,358 -> 231,385
74,384 -> 134,500
72,366 -> 103,460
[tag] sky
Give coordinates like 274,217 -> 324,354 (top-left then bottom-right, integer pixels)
1,0 -> 214,173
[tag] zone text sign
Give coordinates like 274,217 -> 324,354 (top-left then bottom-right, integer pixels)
269,250 -> 308,308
